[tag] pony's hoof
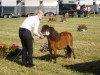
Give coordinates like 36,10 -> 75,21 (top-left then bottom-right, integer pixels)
54,61 -> 57,63
49,59 -> 51,61
74,56 -> 76,59
64,56 -> 67,58
73,55 -> 76,59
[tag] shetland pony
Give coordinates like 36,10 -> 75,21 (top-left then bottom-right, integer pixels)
60,17 -> 66,22
60,15 -> 66,22
48,17 -> 57,22
41,25 -> 75,63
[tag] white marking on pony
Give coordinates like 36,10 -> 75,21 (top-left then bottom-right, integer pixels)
42,31 -> 50,36
46,31 -> 50,35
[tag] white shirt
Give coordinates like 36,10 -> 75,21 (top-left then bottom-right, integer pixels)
87,7 -> 91,12
20,15 -> 41,37
77,5 -> 80,10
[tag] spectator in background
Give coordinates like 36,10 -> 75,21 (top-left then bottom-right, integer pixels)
77,5 -> 81,17
83,5 -> 88,17
87,5 -> 91,17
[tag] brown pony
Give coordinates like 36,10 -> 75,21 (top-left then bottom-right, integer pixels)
41,25 -> 75,63
48,17 -> 57,22
60,17 -> 66,22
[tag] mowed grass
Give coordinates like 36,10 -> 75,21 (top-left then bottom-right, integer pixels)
0,15 -> 100,75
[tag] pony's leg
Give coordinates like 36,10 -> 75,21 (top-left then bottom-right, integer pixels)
49,50 -> 53,62
64,49 -> 68,58
69,46 -> 76,59
65,45 -> 72,58
53,50 -> 57,63
72,48 -> 76,59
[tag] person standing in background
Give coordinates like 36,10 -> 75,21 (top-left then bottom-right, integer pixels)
87,5 -> 91,17
19,10 -> 44,67
83,5 -> 88,17
77,5 -> 81,17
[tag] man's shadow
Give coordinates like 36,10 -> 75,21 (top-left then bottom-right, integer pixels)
6,48 -> 22,65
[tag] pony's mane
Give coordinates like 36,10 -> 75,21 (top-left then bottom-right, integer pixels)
48,26 -> 61,41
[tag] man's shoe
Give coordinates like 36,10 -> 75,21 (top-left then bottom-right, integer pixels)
27,64 -> 36,68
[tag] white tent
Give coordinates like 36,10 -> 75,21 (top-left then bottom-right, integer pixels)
95,0 -> 100,5
79,0 -> 93,5
43,0 -> 58,6
1,0 -> 16,6
25,0 -> 39,6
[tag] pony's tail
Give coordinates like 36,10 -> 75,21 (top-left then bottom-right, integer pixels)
67,45 -> 72,58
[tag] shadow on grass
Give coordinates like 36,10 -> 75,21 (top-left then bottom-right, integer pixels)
63,60 -> 100,75
6,55 -> 23,66
33,54 -> 65,61
6,49 -> 22,65
33,54 -> 51,61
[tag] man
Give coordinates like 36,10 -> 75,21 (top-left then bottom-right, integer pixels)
77,5 -> 81,17
87,5 -> 91,17
83,5 -> 88,17
19,10 -> 44,67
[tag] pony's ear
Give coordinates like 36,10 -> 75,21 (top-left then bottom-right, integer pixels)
43,25 -> 49,28
49,27 -> 54,30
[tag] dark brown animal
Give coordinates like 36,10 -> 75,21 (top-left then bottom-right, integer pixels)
48,17 -> 57,22
41,25 -> 75,63
60,16 -> 66,22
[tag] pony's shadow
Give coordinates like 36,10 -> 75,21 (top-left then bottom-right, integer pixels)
33,54 -> 65,61
63,60 -> 100,75
33,54 -> 51,61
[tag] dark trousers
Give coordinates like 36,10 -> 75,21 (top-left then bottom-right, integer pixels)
84,11 -> 88,17
19,28 -> 33,65
77,10 -> 81,17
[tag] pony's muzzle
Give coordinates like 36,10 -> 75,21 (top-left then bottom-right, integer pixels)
41,31 -> 50,36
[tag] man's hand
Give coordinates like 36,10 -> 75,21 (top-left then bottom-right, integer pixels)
39,34 -> 44,39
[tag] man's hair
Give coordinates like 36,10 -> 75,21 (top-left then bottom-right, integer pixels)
35,10 -> 43,15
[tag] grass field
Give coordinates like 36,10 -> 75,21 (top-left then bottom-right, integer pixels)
0,15 -> 100,75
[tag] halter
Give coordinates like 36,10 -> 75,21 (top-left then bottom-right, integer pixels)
42,31 -> 50,36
